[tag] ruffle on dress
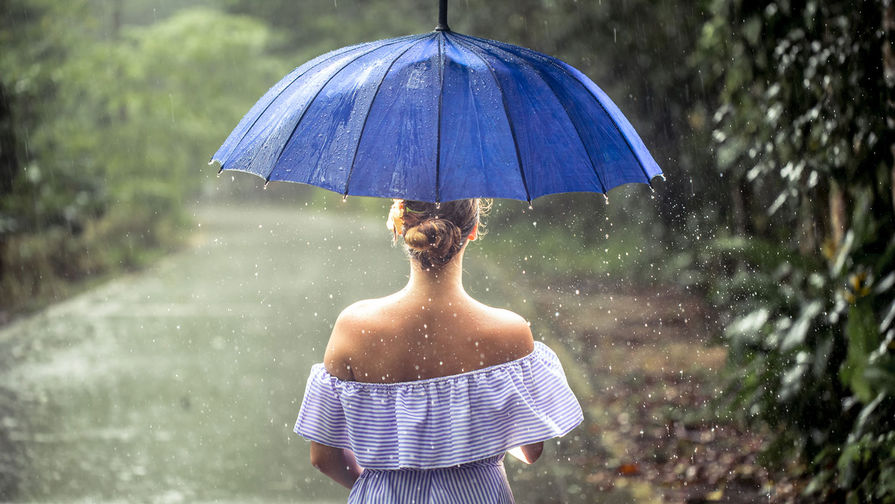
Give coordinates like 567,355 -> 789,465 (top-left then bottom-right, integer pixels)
294,341 -> 583,470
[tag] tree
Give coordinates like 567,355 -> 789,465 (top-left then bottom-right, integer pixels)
700,1 -> 895,500
0,2 -> 286,310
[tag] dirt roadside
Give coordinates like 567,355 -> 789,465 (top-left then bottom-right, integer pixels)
511,281 -> 803,504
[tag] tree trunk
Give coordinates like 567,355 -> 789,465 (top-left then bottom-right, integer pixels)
884,1 -> 895,216
732,177 -> 752,236
0,81 -> 16,195
828,181 -> 846,249
113,0 -> 127,122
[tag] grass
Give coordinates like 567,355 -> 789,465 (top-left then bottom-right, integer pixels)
0,208 -> 189,326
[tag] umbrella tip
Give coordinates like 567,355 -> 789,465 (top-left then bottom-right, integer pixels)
342,194 -> 348,203
263,181 -> 270,190
603,194 -> 609,204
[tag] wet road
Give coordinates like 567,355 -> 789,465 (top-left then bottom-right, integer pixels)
0,204 -> 417,503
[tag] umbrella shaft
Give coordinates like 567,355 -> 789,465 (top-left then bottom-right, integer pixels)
436,0 -> 450,31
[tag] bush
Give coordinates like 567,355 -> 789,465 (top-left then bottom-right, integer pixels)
699,1 -> 895,501
0,207 -> 187,318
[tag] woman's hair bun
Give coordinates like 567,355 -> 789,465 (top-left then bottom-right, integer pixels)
396,198 -> 490,270
403,218 -> 461,266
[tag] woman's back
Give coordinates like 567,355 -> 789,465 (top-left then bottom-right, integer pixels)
323,290 -> 534,383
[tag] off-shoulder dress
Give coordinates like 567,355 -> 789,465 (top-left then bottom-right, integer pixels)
294,341 -> 583,503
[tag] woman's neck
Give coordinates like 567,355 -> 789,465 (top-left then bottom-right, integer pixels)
404,251 -> 467,299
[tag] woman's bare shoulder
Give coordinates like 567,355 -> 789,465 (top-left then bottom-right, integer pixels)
471,303 -> 535,359
323,296 -> 396,378
333,294 -> 403,329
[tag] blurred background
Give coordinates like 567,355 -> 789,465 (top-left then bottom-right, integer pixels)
0,1 -> 893,503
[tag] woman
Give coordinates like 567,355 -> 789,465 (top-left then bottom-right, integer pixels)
294,198 -> 582,503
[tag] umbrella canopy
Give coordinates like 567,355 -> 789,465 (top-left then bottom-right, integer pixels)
212,17 -> 662,203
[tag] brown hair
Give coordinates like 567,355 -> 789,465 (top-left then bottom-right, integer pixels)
400,199 -> 490,269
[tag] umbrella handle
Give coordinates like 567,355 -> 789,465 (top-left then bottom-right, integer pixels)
435,0 -> 450,32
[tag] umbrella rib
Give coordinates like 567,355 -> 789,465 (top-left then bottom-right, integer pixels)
483,43 -> 608,194
342,35 -> 431,198
220,39 -> 384,166
265,35 -> 425,183
465,34 -> 655,185
452,36 -> 532,203
542,60 -> 654,185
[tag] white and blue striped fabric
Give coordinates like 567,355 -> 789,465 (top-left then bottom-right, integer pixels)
294,341 -> 583,503
347,455 -> 514,503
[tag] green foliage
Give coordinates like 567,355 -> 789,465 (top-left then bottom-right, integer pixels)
0,2 -> 286,315
700,0 -> 895,500
222,0 -> 432,57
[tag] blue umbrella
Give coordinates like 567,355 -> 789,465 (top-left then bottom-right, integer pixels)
211,1 -> 662,203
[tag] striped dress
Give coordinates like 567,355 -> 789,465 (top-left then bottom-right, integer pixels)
294,341 -> 583,503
